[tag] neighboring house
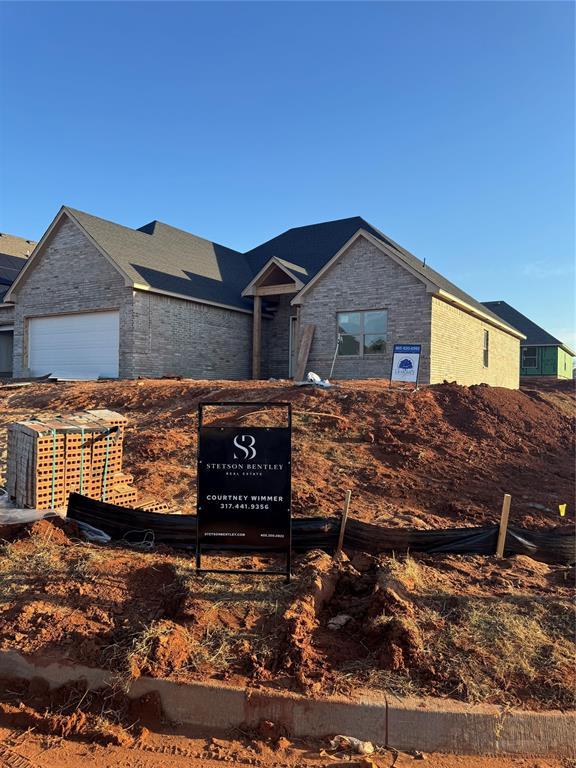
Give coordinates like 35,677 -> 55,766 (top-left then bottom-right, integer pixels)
0,233 -> 35,376
4,206 -> 524,387
482,300 -> 575,380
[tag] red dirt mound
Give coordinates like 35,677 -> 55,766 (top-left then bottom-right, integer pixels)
0,516 -> 78,545
1,378 -> 572,529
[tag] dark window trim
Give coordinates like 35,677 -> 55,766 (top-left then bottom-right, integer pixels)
483,329 -> 489,368
521,346 -> 539,370
336,308 -> 388,358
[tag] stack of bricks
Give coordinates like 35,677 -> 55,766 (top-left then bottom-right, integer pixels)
6,409 -> 138,510
135,498 -> 181,514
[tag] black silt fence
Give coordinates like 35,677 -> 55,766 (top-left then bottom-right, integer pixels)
66,493 -> 575,566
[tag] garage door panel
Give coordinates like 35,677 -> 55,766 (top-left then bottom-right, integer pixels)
29,311 -> 120,380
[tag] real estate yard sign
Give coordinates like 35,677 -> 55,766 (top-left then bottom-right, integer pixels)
391,344 -> 422,385
196,402 -> 292,579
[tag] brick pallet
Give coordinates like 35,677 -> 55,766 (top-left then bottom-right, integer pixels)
135,497 -> 181,514
6,410 -> 138,510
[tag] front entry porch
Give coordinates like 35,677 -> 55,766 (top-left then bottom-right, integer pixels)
242,260 -> 304,379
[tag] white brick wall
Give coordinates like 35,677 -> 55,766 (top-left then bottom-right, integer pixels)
430,297 -> 520,388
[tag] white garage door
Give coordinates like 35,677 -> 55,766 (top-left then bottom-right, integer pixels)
29,311 -> 119,380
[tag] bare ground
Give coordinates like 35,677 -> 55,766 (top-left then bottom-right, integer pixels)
0,377 -> 574,755
0,520 -> 573,709
0,377 -> 574,528
1,722 -> 572,768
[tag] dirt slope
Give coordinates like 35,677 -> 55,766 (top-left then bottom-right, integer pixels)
0,378 -> 573,528
0,521 -> 573,710
0,379 -> 574,724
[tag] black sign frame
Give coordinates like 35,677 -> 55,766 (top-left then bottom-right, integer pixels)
196,401 -> 292,581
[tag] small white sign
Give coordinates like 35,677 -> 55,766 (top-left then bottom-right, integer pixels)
391,344 -> 422,384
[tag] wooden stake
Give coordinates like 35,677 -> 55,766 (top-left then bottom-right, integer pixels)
495,493 -> 512,558
334,490 -> 352,560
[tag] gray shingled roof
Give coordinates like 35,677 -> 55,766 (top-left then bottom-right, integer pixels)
0,252 -> 28,287
0,232 -> 33,299
245,216 -> 519,332
0,233 -> 35,258
67,208 -> 254,312
24,207 -> 521,336
482,301 -> 575,355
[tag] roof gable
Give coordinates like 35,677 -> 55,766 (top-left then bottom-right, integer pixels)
66,208 -> 254,312
241,257 -> 304,297
6,206 -> 528,334
4,209 -> 133,302
244,216 -> 374,285
244,215 -> 516,333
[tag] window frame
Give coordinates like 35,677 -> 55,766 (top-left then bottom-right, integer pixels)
336,309 -> 388,358
483,329 -> 489,368
521,346 -> 539,370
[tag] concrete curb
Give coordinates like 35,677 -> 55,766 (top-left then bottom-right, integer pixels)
0,650 -> 574,757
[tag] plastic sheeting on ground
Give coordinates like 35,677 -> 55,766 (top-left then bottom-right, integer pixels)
66,492 -> 575,565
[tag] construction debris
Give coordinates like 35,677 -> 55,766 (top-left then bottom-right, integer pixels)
329,735 -> 375,755
6,410 -> 137,510
134,497 -> 181,514
295,371 -> 333,387
327,613 -> 353,630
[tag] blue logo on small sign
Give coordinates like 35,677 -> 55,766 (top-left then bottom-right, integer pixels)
391,343 -> 422,385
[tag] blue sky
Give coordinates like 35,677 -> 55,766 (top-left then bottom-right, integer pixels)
1,1 -> 574,347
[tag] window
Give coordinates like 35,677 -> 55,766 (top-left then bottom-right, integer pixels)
483,330 -> 489,367
337,310 -> 387,356
522,346 -> 539,370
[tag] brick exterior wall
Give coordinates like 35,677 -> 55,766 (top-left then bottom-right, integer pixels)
297,237 -> 433,381
0,305 -> 14,375
10,217 -> 134,378
9,216 -> 252,380
131,290 -> 252,379
261,294 -> 296,379
0,304 -> 14,328
8,219 -> 520,387
430,297 -> 520,388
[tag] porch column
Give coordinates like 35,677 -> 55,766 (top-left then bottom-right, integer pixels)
252,294 -> 261,379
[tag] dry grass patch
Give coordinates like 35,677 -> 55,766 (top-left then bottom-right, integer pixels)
439,598 -> 576,707
105,557 -> 301,689
0,536 -> 64,602
323,555 -> 576,709
384,552 -> 424,589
